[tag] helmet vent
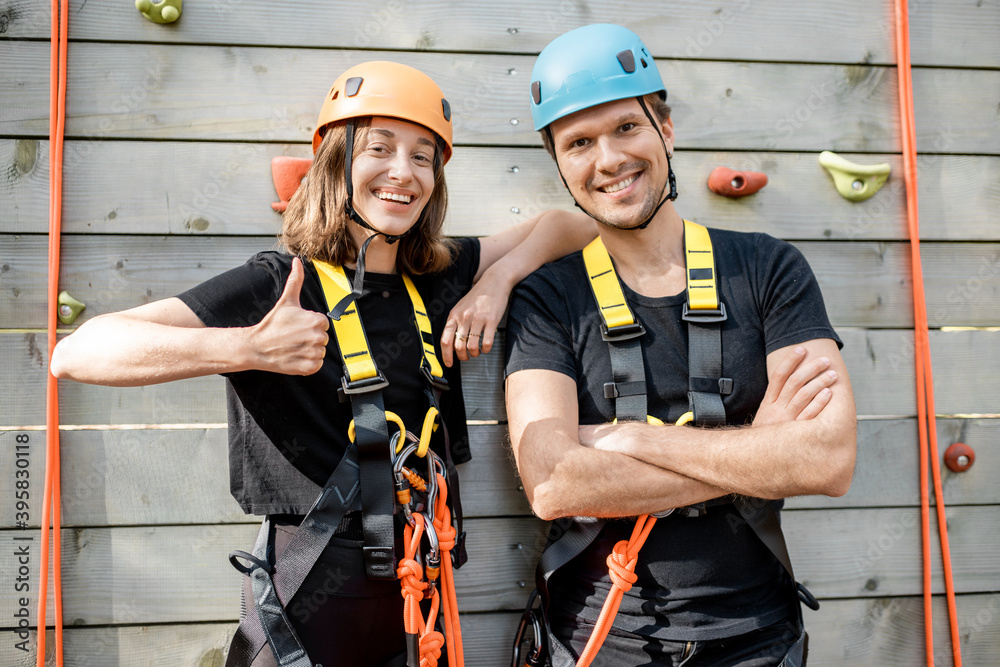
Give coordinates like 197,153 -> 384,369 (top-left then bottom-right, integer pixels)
641,58 -> 648,68
616,50 -> 636,74
345,76 -> 363,97
441,98 -> 452,121
331,90 -> 339,100
531,80 -> 542,105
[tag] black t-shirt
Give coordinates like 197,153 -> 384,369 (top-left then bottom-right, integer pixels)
178,238 -> 481,516
504,228 -> 841,641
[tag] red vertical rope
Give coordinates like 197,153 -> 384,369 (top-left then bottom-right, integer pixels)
893,3 -> 962,666
40,0 -> 68,664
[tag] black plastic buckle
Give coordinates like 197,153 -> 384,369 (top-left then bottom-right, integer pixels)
600,320 -> 645,342
676,502 -> 708,518
421,365 -> 450,392
689,376 -> 735,396
682,302 -> 728,323
340,373 -> 389,396
362,546 -> 396,580
451,530 -> 468,570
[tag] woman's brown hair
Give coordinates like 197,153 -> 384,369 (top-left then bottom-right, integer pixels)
280,118 -> 455,274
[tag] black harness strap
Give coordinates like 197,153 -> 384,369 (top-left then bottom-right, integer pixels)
227,447 -> 362,667
352,390 -> 397,579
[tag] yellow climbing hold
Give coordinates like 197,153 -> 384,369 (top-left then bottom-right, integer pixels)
57,291 -> 86,325
818,151 -> 891,202
136,0 -> 182,24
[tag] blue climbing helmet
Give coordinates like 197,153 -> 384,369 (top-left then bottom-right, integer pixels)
529,24 -> 678,222
529,24 -> 667,131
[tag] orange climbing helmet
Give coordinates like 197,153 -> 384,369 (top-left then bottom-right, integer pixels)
312,61 -> 454,163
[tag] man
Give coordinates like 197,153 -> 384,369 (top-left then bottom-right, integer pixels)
504,24 -> 856,666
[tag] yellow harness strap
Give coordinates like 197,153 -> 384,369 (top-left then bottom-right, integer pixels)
583,220 -> 720,329
402,274 -> 446,382
313,260 -> 381,384
312,261 -> 448,387
683,220 -> 720,312
583,237 -> 639,335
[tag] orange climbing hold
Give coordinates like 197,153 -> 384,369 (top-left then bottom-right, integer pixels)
270,156 -> 313,212
707,166 -> 768,198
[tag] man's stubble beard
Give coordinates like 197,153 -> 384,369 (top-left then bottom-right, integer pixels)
582,161 -> 664,231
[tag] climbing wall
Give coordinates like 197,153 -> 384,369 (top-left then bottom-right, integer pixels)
1,1 -> 999,664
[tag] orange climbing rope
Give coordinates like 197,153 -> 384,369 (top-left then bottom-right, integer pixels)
398,513 -> 446,667
893,3 -> 962,666
575,514 -> 657,667
39,0 -> 69,665
431,472 -> 464,667
395,452 -> 464,667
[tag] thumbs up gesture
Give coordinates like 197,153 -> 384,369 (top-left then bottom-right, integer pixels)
248,257 -> 330,375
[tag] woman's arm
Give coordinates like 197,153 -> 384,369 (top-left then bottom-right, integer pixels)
50,257 -> 330,386
441,209 -> 596,365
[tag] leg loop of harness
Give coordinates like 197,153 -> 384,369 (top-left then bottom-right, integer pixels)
227,521 -> 316,667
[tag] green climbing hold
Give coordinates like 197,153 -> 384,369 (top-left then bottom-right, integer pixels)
57,291 -> 86,325
818,151 -> 891,202
136,0 -> 182,24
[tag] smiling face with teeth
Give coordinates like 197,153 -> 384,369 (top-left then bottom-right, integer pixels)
550,97 -> 674,230
349,116 -> 439,242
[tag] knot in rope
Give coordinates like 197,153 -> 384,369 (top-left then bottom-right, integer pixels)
431,473 -> 457,551
419,630 -> 445,667
397,557 -> 427,599
606,540 -> 639,592
433,511 -> 456,552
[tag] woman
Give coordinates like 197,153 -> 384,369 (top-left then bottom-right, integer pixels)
50,61 -> 594,666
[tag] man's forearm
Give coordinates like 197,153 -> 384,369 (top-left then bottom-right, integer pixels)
517,422 -> 728,520
589,416 -> 856,499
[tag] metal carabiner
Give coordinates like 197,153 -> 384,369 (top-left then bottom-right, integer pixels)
392,435 -> 423,524
511,590 -> 546,667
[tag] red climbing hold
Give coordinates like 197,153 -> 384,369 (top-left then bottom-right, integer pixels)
943,442 -> 975,473
707,166 -> 768,198
271,156 -> 313,212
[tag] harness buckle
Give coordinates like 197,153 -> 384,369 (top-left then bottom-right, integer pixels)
600,320 -> 645,342
362,546 -> 396,579
421,365 -> 450,392
340,373 -> 390,396
682,302 -> 728,323
451,530 -> 468,569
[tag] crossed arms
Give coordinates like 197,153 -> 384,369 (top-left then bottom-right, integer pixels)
506,338 -> 857,521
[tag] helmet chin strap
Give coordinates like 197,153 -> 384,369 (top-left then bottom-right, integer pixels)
548,96 -> 677,232
330,119 -> 415,320
344,119 -> 409,245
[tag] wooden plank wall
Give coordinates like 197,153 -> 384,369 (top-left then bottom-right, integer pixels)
2,1 -> 998,664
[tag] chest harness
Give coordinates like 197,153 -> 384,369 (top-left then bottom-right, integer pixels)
228,260 -> 466,667
512,221 -> 818,667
